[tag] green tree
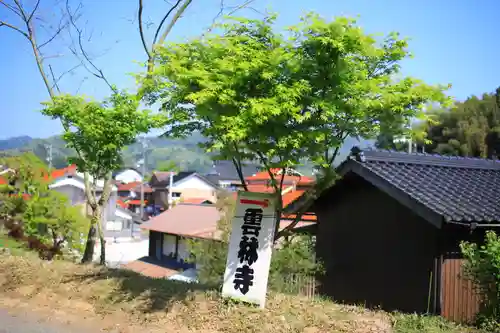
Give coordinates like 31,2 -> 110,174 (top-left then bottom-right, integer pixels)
0,153 -> 87,259
186,191 -> 233,285
461,231 -> 500,330
423,88 -> 500,158
41,92 -> 164,264
141,13 -> 450,240
156,160 -> 181,172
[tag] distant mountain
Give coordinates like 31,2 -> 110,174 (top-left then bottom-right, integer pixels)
0,132 -> 373,175
0,133 -> 214,173
0,136 -> 33,150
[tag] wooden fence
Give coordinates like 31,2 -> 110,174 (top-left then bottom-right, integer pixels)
278,274 -> 318,299
441,257 -> 482,324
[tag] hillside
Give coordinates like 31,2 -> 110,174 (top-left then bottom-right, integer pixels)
0,135 -> 34,150
0,132 -> 215,173
0,133 -> 372,174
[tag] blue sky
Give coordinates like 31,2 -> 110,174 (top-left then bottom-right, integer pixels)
1,0 -> 499,139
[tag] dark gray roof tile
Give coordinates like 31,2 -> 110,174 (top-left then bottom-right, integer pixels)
344,149 -> 500,224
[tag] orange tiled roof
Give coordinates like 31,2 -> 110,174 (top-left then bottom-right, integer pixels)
282,213 -> 317,222
245,169 -> 314,185
246,184 -> 278,193
128,199 -> 147,205
117,181 -> 141,191
282,189 -> 306,207
182,197 -> 213,204
44,164 -> 77,180
131,183 -> 153,193
117,199 -> 129,208
0,176 -> 6,185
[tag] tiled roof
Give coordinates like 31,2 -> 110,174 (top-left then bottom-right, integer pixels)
117,199 -> 129,208
150,171 -> 218,188
48,164 -> 77,180
150,171 -> 177,186
341,148 -> 500,225
117,181 -> 141,191
122,257 -> 179,278
181,197 -> 214,204
246,184 -> 277,193
206,160 -> 261,182
131,183 -> 153,193
246,169 -> 314,185
128,199 -> 148,205
0,176 -> 6,185
141,203 -> 315,239
140,204 -> 222,240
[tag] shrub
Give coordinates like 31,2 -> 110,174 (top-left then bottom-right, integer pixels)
460,230 -> 500,330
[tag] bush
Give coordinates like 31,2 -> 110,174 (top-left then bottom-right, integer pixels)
460,230 -> 500,330
0,153 -> 88,260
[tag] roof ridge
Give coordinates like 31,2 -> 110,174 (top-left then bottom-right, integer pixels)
352,147 -> 500,170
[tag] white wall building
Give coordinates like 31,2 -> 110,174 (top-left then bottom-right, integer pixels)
114,168 -> 143,184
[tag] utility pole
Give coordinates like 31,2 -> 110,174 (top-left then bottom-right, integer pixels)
138,137 -> 148,220
44,144 -> 53,169
168,170 -> 174,209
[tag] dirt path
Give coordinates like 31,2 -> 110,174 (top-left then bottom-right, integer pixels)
0,307 -> 103,333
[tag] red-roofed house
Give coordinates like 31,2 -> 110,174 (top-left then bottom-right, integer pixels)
240,168 -> 317,223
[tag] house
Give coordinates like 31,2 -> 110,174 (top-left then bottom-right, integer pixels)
113,167 -> 143,183
103,205 -> 144,241
47,165 -> 151,242
116,181 -> 153,202
48,168 -> 119,223
141,204 -> 222,271
204,160 -> 260,189
149,171 -> 219,208
312,148 -> 500,323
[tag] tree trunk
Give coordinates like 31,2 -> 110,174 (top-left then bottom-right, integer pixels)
81,206 -> 101,264
81,223 -> 97,263
96,217 -> 106,265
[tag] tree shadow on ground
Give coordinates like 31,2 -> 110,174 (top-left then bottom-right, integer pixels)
63,256 -> 215,313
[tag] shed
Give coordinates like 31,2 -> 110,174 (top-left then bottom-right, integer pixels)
313,148 -> 500,323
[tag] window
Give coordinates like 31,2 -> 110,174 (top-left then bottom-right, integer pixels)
171,192 -> 181,198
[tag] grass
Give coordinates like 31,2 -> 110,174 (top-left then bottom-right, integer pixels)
0,229 -> 29,256
392,313 -> 485,333
0,248 -> 488,333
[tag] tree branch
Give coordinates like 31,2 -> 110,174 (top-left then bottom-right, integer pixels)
152,0 -> 182,45
157,0 -> 191,46
27,0 -> 41,23
50,62 -> 83,91
231,142 -> 248,191
0,20 -> 29,39
138,0 -> 152,60
0,0 -> 22,18
97,172 -> 114,207
83,172 -> 97,209
48,64 -> 61,94
65,0 -> 115,93
226,0 -> 255,16
38,16 -> 68,49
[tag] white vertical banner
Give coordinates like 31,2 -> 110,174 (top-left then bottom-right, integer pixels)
222,191 -> 277,308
